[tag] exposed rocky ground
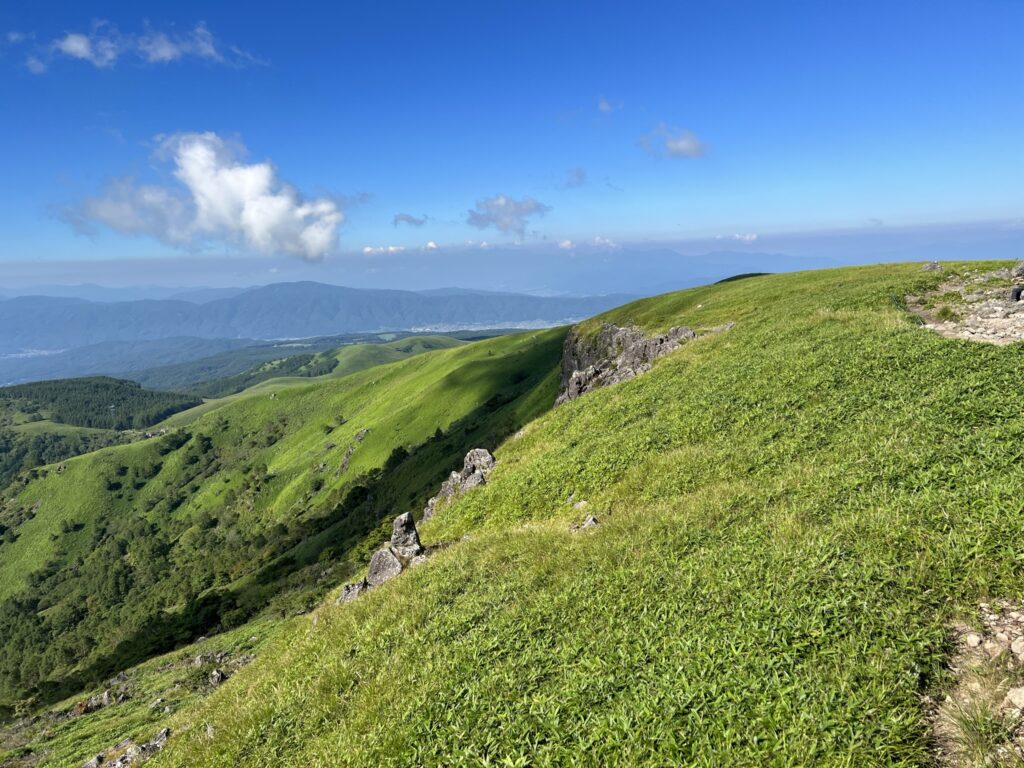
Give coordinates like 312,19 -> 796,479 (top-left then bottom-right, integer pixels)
81,728 -> 170,768
928,601 -> 1024,766
908,261 -> 1024,345
556,321 -> 733,405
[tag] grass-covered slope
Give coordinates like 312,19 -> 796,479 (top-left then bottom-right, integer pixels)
153,263 -> 1024,766
0,329 -> 564,713
189,335 -> 466,398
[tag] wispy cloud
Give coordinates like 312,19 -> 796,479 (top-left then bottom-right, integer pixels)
21,21 -> 261,74
716,233 -> 758,243
558,239 -> 575,250
640,122 -> 707,158
466,194 -> 550,236
393,212 -> 427,227
64,132 -> 342,261
565,167 -> 587,188
597,96 -> 621,114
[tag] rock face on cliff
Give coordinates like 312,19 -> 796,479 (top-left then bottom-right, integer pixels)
422,448 -> 497,521
556,322 -> 732,405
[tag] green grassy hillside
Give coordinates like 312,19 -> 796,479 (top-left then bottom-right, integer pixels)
185,335 -> 466,398
0,329 -> 564,714
143,262 -> 1024,767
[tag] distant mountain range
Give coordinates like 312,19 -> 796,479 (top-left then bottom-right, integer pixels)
0,282 -> 631,354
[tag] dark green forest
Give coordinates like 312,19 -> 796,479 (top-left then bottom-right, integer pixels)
0,377 -> 200,431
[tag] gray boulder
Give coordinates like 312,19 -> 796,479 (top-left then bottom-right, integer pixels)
1013,261 -> 1024,280
390,512 -> 423,559
921,261 -> 943,271
366,547 -> 403,587
422,448 -> 497,521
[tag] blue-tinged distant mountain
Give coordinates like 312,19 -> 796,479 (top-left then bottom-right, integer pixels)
0,282 -> 632,355
0,337 -> 258,387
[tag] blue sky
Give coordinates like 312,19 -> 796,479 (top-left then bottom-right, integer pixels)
0,1 -> 1022,290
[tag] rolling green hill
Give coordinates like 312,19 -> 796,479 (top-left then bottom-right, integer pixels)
5,262 -> 1024,767
188,335 -> 466,398
0,330 -> 564,715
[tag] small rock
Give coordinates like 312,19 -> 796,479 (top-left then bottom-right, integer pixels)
921,261 -> 943,271
366,548 -> 402,587
965,632 -> 983,648
1012,261 -> 1024,279
1006,687 -> 1024,709
985,640 -> 1006,660
581,514 -> 599,529
209,669 -> 226,686
1011,637 -> 1024,657
573,500 -> 589,510
337,580 -> 368,604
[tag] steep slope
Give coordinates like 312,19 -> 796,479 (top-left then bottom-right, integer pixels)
146,262 -> 1024,766
0,329 -> 565,714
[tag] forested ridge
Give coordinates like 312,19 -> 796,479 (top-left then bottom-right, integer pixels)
0,377 -> 201,431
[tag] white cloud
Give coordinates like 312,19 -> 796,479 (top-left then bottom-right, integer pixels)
55,31 -> 118,67
425,240 -> 438,250
362,245 -> 406,255
7,31 -> 29,44
466,194 -> 551,235
565,167 -> 587,188
393,212 -> 426,227
716,233 -> 758,243
69,132 -> 343,261
597,96 -> 621,114
25,21 -> 257,73
591,235 -> 619,248
24,55 -> 47,74
137,23 -> 220,63
558,240 -> 575,250
640,122 -> 707,158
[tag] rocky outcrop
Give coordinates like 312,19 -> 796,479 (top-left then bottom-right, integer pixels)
422,448 -> 496,521
338,512 -> 427,603
71,685 -> 130,717
921,261 -> 943,271
908,264 -> 1024,345
556,322 -> 733,405
81,727 -> 170,768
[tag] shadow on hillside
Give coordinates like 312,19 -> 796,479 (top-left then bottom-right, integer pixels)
31,333 -> 564,709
